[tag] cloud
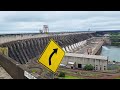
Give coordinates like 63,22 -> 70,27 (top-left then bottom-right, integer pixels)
0,11 -> 120,34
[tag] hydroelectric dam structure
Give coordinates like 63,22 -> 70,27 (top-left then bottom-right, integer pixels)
0,32 -> 108,79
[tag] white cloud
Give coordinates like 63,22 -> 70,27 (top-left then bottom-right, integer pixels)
0,11 -> 120,34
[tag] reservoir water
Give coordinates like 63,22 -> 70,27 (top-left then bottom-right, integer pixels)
101,46 -> 120,62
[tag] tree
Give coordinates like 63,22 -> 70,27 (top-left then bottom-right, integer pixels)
58,72 -> 65,77
83,64 -> 94,70
113,60 -> 116,63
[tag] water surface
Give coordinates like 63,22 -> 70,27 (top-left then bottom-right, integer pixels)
101,46 -> 120,62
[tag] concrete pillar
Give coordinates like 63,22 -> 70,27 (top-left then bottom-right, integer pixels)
98,59 -> 101,70
35,39 -> 41,55
78,42 -> 81,46
70,45 -> 74,51
73,44 -> 76,49
65,46 -> 70,52
31,39 -> 37,57
77,43 -> 79,47
26,40 -> 34,59
71,45 -> 75,50
75,43 -> 78,48
95,59 -> 96,71
98,60 -> 101,71
68,45 -> 72,51
16,42 -> 27,64
81,57 -> 85,69
76,43 -> 78,48
95,59 -> 100,71
82,41 -> 85,45
101,60 -> 104,71
22,41 -> 29,60
75,43 -> 77,48
8,45 -> 17,61
62,47 -> 66,52
37,39 -> 41,53
80,42 -> 82,46
19,42 -> 29,62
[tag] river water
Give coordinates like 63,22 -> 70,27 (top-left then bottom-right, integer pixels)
101,46 -> 120,62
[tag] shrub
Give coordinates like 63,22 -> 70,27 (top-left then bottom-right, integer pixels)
83,64 -> 94,70
31,69 -> 37,73
113,61 -> 116,63
58,72 -> 65,77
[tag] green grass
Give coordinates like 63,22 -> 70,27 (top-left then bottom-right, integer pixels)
115,78 -> 120,79
64,76 -> 79,79
31,69 -> 37,73
64,75 -> 83,79
57,75 -> 84,79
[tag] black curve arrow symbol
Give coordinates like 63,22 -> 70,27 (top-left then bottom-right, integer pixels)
49,48 -> 58,66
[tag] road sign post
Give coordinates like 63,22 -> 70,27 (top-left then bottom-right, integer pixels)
52,73 -> 54,79
38,39 -> 65,78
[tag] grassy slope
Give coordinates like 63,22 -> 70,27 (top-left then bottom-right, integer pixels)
58,75 -> 84,79
64,75 -> 81,79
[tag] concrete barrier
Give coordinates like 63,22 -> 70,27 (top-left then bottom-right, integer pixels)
0,53 -> 27,79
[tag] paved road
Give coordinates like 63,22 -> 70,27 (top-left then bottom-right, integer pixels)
0,65 -> 12,79
74,39 -> 103,55
75,43 -> 96,54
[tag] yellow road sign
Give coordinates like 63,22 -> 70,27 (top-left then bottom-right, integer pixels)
38,39 -> 65,73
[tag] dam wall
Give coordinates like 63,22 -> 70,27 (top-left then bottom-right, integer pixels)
0,32 -> 96,78
0,33 -> 95,64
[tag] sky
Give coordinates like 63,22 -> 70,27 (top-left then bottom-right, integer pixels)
0,11 -> 120,34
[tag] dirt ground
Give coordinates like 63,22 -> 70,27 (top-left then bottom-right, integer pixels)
58,68 -> 120,79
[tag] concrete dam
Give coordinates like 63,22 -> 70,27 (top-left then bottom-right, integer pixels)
0,33 -> 94,64
0,32 -> 107,79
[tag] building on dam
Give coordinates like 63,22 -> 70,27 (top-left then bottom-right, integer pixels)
61,53 -> 108,71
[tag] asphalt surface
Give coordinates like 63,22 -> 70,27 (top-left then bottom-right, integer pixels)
0,65 -> 12,79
